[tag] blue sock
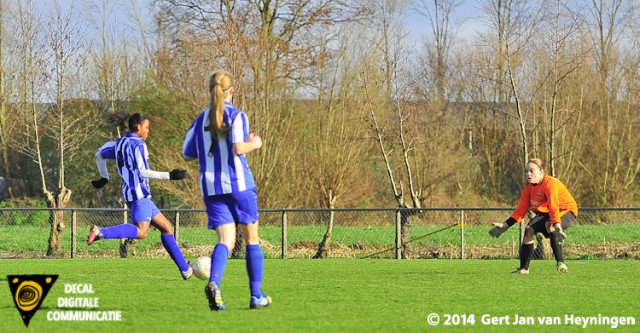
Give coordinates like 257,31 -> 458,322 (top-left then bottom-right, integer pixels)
100,224 -> 138,239
161,234 -> 190,272
209,243 -> 229,286
246,244 -> 264,298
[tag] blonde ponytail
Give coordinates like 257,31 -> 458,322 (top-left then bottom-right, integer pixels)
208,71 -> 233,140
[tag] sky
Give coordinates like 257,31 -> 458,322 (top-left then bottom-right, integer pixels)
48,0 -> 489,46
404,0 -> 489,43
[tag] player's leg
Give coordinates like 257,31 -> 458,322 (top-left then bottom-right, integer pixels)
240,221 -> 271,309
89,199 -> 153,242
149,205 -> 191,279
135,221 -> 150,239
202,223 -> 234,311
234,188 -> 270,309
87,201 -> 140,245
550,212 -> 576,273
203,194 -> 236,311
211,222 -> 236,286
514,215 -> 547,274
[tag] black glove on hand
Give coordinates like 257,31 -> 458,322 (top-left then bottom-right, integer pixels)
91,178 -> 109,189
488,217 -> 516,238
488,222 -> 508,238
169,169 -> 187,180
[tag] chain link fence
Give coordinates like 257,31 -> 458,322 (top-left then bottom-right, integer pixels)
1,207 -> 638,260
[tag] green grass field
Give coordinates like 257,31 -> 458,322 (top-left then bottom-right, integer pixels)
1,259 -> 638,332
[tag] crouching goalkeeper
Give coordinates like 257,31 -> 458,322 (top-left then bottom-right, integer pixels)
489,158 -> 578,274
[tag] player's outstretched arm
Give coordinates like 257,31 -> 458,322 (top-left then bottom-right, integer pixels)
91,150 -> 111,189
140,168 -> 187,180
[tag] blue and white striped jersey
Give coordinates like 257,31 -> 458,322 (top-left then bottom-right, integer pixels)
182,101 -> 256,196
97,133 -> 152,202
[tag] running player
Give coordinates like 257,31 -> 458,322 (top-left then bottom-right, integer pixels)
88,112 -> 193,280
182,71 -> 271,311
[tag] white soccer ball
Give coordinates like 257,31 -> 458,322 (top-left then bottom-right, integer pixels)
191,256 -> 211,280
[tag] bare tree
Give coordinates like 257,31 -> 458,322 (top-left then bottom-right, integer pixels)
12,0 -> 50,199
581,0 -> 638,205
412,0 -> 462,101
307,23 -> 371,258
11,1 -> 96,255
359,0 -> 429,258
409,0 -> 476,207
534,0 -> 590,176
0,0 -> 18,199
87,0 -> 141,114
463,43 -> 516,200
366,0 -> 422,208
151,0 -> 368,208
480,0 -> 545,168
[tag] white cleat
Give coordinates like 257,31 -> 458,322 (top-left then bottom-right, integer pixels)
557,262 -> 568,273
181,266 -> 193,280
511,268 -> 529,275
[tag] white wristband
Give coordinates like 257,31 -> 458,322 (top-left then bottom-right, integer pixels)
140,169 -> 170,180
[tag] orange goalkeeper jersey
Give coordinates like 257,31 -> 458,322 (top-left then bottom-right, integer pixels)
511,174 -> 578,224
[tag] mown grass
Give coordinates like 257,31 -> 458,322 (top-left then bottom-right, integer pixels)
0,259 -> 638,332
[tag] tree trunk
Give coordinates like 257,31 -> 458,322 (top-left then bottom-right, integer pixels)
533,234 -> 552,260
313,197 -> 336,259
46,188 -> 71,256
400,208 -> 415,259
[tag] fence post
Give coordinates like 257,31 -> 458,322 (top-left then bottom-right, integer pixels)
71,209 -> 77,258
460,210 -> 465,260
175,210 -> 180,243
395,209 -> 402,259
281,210 -> 287,259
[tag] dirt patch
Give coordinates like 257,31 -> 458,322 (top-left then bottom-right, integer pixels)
3,241 -> 638,260
275,242 -> 640,259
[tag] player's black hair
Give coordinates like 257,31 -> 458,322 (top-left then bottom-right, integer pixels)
128,113 -> 148,132
108,111 -> 130,132
107,111 -> 148,133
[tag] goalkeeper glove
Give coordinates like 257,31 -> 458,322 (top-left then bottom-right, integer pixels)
91,178 -> 109,189
488,217 -> 515,238
169,169 -> 187,180
548,222 -> 567,243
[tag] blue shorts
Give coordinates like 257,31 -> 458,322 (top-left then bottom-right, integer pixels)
127,198 -> 160,223
204,188 -> 259,229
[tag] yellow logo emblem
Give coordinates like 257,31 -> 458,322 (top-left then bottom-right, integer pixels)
7,274 -> 58,327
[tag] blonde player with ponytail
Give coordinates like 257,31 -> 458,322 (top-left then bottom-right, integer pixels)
183,71 -> 270,311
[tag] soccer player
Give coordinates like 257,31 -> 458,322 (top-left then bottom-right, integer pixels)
489,158 -> 578,274
88,112 -> 193,280
182,71 -> 271,311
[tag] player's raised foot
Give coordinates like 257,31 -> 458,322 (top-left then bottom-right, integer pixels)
181,266 -> 193,280
511,268 -> 529,275
205,282 -> 226,311
86,225 -> 102,246
557,262 -> 568,273
250,293 -> 272,309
